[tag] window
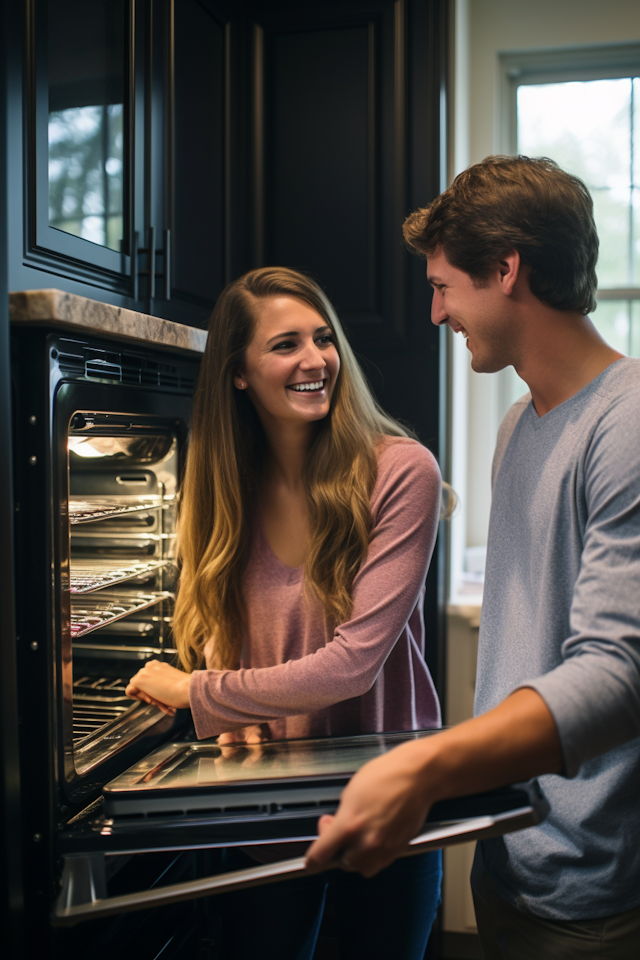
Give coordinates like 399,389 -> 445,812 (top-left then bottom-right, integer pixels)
449,44 -> 640,606
500,44 -> 640,406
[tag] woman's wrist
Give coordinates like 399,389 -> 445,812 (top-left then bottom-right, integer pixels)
179,672 -> 192,709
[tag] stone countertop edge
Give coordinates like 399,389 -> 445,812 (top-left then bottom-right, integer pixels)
9,289 -> 208,355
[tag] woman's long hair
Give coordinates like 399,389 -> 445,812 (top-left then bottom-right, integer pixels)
173,267 -> 415,672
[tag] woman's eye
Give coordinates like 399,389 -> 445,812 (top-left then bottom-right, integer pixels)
316,335 -> 334,345
272,341 -> 295,351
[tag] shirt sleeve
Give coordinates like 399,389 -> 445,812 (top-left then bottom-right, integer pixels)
523,390 -> 640,778
189,440 -> 442,737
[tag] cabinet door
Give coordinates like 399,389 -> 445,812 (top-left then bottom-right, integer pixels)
243,0 -> 448,685
28,0 -> 138,291
160,0 -> 228,326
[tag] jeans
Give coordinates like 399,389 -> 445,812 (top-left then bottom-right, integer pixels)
214,847 -> 442,960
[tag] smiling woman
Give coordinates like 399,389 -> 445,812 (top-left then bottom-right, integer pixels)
125,266 -> 444,959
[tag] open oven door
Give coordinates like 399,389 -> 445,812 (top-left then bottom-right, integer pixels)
52,728 -> 549,926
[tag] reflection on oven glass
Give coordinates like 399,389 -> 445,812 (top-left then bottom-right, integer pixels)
140,734 -> 426,789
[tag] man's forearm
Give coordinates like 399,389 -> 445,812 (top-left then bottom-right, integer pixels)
414,687 -> 563,805
305,687 -> 563,876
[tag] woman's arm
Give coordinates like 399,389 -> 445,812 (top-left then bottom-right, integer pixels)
185,440 -> 442,736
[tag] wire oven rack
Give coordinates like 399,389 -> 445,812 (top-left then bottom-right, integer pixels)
70,591 -> 172,638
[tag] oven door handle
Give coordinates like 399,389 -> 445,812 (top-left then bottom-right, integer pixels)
52,805 -> 539,926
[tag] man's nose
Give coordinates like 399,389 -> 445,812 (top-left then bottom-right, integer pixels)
430,290 -> 448,326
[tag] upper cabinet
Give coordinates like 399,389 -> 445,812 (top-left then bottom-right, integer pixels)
31,0 -> 133,283
16,0 -> 230,326
8,0 -> 446,330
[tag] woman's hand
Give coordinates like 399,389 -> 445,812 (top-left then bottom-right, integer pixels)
215,724 -> 270,768
217,724 -> 268,747
126,659 -> 191,713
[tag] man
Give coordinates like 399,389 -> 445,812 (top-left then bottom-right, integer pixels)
306,156 -> 640,957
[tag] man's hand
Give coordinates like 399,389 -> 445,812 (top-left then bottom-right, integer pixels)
306,688 -> 563,878
306,738 -> 437,877
126,659 -> 191,712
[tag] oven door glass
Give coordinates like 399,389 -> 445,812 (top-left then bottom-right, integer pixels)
57,389 -> 187,801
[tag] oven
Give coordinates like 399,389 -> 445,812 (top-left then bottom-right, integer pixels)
11,325 -> 207,958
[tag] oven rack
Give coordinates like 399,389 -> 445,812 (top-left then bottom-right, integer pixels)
69,559 -> 172,594
69,495 -> 172,524
70,591 -> 172,638
73,702 -> 131,743
72,677 -> 132,744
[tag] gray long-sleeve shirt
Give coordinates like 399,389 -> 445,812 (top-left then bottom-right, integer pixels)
475,356 -> 640,921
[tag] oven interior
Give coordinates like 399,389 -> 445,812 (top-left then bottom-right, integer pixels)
64,413 -> 180,785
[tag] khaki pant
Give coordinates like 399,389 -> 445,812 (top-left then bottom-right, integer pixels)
471,866 -> 640,959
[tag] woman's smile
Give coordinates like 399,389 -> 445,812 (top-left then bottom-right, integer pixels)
286,378 -> 327,395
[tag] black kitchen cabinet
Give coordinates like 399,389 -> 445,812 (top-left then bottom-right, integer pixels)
8,1 -> 447,328
6,0 -> 448,674
11,0 -> 232,325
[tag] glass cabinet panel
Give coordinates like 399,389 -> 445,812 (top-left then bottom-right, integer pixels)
31,0 -> 133,281
47,0 -> 126,252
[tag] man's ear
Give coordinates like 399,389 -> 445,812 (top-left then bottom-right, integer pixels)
497,249 -> 521,296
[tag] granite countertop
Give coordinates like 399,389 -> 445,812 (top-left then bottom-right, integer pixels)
9,289 -> 207,354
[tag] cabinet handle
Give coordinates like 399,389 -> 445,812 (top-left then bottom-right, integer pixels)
148,226 -> 156,300
131,228 -> 170,302
163,229 -> 171,301
131,231 -> 139,302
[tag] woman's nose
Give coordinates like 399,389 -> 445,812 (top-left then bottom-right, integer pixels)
299,340 -> 326,369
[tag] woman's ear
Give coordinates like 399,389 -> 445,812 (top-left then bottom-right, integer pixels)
233,374 -> 247,390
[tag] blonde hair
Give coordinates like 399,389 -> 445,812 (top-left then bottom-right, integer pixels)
173,267 -> 418,672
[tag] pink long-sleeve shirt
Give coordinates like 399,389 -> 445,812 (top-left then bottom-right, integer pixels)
189,437 -> 442,740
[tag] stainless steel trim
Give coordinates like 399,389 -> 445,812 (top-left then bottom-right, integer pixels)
53,806 -> 540,926
73,702 -> 174,777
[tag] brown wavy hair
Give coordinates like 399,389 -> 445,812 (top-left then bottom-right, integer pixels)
173,267 -> 416,672
403,155 -> 598,315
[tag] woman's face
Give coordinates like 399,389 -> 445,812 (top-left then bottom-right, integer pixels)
235,296 -> 341,428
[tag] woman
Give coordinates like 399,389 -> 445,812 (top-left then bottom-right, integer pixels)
126,267 -> 443,960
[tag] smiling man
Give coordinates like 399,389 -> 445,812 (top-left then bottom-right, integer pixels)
306,156 -> 640,958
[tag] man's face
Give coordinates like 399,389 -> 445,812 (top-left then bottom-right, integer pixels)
427,247 -> 518,374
